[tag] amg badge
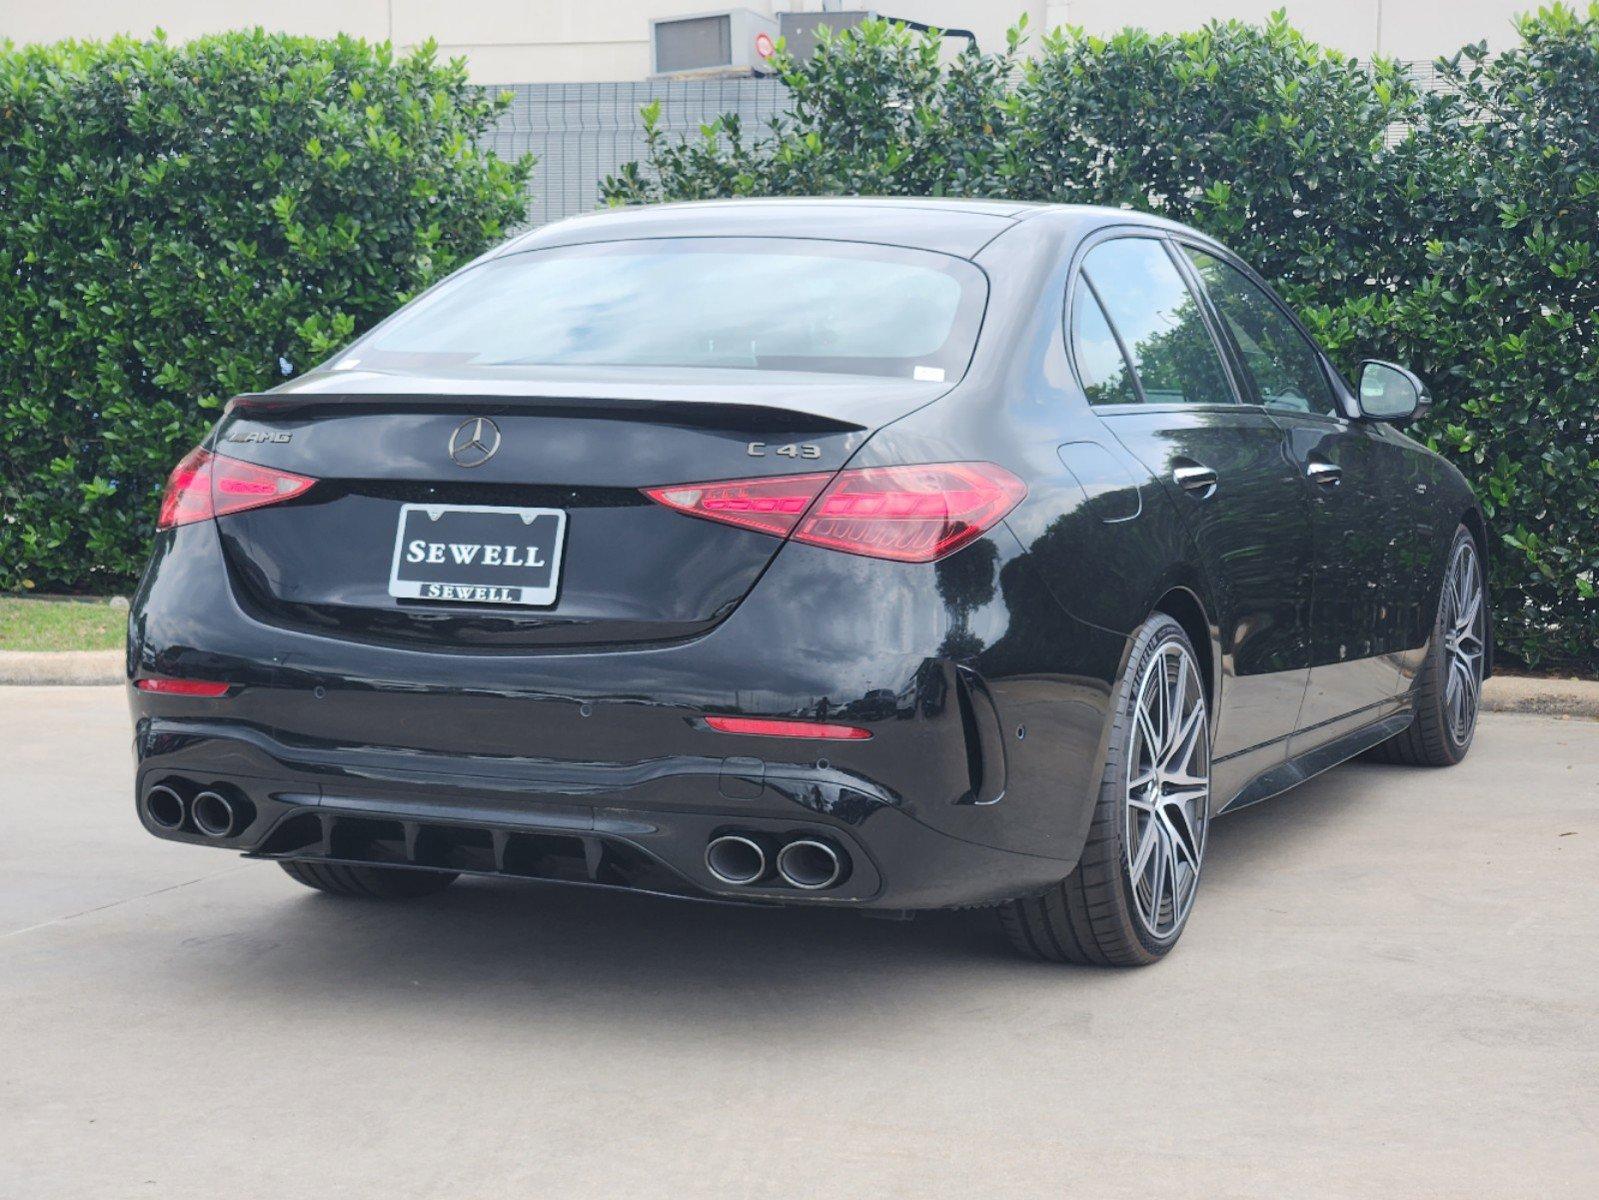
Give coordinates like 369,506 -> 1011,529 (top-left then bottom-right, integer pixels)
225,430 -> 293,444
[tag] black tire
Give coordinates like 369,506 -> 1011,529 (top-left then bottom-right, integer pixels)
1000,614 -> 1211,967
1365,525 -> 1485,768
278,860 -> 459,899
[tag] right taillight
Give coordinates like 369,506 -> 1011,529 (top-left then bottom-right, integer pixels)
156,447 -> 317,530
642,471 -> 833,540
643,461 -> 1025,563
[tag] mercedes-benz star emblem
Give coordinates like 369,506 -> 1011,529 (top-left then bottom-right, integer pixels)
448,417 -> 501,468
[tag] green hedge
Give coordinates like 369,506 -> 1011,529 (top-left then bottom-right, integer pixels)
0,32 -> 531,593
604,7 -> 1599,671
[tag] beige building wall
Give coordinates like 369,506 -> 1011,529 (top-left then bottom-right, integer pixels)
0,1 -> 1531,79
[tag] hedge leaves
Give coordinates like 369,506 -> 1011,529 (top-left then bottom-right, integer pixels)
0,32 -> 531,593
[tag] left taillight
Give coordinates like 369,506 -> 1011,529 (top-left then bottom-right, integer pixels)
156,447 -> 316,530
643,461 -> 1026,563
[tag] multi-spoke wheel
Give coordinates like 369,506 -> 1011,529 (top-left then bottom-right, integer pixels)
1441,537 -> 1486,746
1367,525 -> 1487,767
1001,614 -> 1211,966
1126,639 -> 1210,940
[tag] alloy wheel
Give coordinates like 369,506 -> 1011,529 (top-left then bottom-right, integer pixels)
1125,639 -> 1211,940
1442,538 -> 1486,747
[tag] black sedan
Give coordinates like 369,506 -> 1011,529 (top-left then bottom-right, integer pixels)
128,199 -> 1488,966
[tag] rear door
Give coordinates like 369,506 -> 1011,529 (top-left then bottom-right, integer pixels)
1178,245 -> 1408,736
1070,234 -> 1315,762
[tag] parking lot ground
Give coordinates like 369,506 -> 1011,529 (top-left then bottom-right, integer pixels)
2,686 -> 1596,1199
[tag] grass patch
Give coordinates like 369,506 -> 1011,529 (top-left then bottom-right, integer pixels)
0,596 -> 127,652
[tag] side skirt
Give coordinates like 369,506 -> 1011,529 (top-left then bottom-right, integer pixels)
1217,711 -> 1413,815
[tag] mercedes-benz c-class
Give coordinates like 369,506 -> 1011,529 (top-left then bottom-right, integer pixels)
127,199 -> 1488,965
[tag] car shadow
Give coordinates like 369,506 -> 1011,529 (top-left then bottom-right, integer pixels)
268,871 -> 1017,994
1200,758 -> 1386,889
187,760 -> 1396,1016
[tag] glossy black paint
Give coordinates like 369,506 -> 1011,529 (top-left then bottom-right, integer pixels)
127,199 -> 1487,910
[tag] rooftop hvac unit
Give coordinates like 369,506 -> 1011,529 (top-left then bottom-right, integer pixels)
650,9 -> 781,77
778,10 -> 979,60
778,9 -> 877,62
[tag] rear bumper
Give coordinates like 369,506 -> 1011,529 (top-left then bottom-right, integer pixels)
128,518 -> 1129,908
131,721 -> 1072,909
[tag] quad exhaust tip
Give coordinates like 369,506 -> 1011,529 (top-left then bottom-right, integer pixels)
776,839 -> 843,891
705,835 -> 767,886
191,789 -> 241,839
144,784 -> 187,831
144,779 -> 252,838
706,833 -> 847,890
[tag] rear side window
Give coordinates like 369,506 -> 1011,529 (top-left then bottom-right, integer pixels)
1183,249 -> 1338,416
1069,286 -> 1140,406
1072,237 -> 1234,407
347,238 -> 988,382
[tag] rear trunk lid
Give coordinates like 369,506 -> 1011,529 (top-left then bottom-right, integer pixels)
210,366 -> 949,649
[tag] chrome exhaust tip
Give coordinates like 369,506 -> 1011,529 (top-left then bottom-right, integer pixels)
776,839 -> 843,891
190,789 -> 239,838
144,784 -> 188,831
705,835 -> 767,886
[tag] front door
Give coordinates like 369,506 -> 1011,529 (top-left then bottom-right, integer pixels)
1179,246 -> 1404,737
1069,235 -> 1315,764
1272,416 -> 1410,733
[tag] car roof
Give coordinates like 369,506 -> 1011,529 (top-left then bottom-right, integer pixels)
496,197 -> 1190,260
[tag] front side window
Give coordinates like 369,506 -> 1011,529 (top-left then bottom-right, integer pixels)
1184,249 -> 1338,416
1075,238 -> 1234,407
346,238 -> 988,382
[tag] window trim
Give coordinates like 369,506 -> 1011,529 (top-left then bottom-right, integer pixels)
1062,228 -> 1248,414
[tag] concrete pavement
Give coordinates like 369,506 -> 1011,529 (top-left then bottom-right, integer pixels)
2,687 -> 1596,1198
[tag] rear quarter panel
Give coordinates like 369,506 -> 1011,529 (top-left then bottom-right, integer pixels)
847,215 -> 1199,863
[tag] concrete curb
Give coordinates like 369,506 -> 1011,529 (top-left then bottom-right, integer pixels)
1480,674 -> 1599,719
0,649 -> 124,686
0,648 -> 1594,717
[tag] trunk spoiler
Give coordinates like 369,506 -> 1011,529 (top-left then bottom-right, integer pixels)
227,392 -> 868,435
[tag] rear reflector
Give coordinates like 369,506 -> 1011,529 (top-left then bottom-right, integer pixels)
135,678 -> 233,697
644,462 -> 1025,563
157,447 -> 316,530
704,715 -> 872,741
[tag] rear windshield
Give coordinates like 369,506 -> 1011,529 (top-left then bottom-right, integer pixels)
344,238 -> 988,381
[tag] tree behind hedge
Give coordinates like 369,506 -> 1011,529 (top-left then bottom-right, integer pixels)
603,12 -> 1421,302
603,7 -> 1599,671
0,31 -> 531,593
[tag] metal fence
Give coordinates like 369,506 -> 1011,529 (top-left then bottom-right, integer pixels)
481,79 -> 787,229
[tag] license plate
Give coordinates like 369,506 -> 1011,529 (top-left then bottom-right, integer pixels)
388,503 -> 567,607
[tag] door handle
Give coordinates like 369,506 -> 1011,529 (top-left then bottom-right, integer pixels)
1172,463 -> 1218,497
1306,459 -> 1342,487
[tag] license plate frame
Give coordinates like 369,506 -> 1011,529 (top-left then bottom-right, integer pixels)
387,503 -> 568,608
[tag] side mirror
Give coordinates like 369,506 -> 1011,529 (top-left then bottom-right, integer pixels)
1357,360 -> 1431,423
